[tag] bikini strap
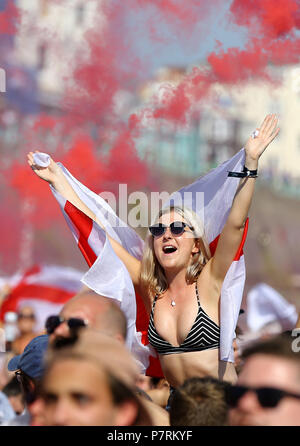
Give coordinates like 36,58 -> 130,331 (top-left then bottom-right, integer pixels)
151,294 -> 159,313
195,282 -> 201,307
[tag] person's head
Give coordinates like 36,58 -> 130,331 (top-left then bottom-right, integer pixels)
152,377 -> 170,391
135,374 -> 153,393
46,290 -> 127,344
2,376 -> 25,415
7,335 -> 48,407
169,377 -> 229,426
141,206 -> 210,296
40,329 -> 152,426
17,306 -> 36,335
228,334 -> 300,426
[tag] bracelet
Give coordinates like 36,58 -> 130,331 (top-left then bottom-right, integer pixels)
228,165 -> 258,178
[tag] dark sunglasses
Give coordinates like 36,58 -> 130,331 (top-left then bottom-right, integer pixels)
18,313 -> 35,320
45,315 -> 88,335
225,384 -> 300,409
149,221 -> 194,238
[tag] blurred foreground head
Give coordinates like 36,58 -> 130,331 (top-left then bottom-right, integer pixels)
228,334 -> 300,426
40,329 -> 152,426
46,289 -> 127,344
169,377 -> 229,426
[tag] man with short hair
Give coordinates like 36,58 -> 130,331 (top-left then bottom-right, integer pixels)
40,329 -> 153,426
228,334 -> 300,426
46,290 -> 127,344
169,377 -> 229,426
45,291 -> 170,425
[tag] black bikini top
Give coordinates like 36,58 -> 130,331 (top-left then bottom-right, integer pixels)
147,282 -> 220,355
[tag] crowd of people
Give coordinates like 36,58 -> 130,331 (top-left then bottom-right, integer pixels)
1,114 -> 300,426
0,295 -> 299,426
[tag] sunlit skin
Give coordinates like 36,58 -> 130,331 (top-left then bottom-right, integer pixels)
49,294 -> 123,343
17,307 -> 36,334
49,298 -> 94,342
152,212 -> 199,273
150,210 -> 236,387
7,394 -> 25,415
28,397 -> 47,426
27,114 -> 280,388
136,374 -> 152,392
229,355 -> 300,426
146,379 -> 170,408
12,307 -> 37,354
41,359 -> 137,426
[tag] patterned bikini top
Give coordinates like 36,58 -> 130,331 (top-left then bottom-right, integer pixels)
147,282 -> 220,355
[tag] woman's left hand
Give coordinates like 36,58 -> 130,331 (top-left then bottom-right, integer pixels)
244,114 -> 280,164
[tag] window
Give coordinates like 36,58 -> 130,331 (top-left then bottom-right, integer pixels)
37,43 -> 47,70
75,3 -> 85,26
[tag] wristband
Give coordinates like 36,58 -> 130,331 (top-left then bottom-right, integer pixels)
228,165 -> 258,178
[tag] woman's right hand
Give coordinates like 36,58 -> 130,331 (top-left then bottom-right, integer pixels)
27,151 -> 62,185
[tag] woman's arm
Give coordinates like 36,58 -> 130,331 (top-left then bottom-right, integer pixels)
210,114 -> 280,286
27,151 -> 142,291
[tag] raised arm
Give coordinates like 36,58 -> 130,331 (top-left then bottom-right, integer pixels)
210,114 -> 280,286
27,151 -> 142,291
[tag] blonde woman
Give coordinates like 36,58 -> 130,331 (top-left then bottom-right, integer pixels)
27,114 -> 279,388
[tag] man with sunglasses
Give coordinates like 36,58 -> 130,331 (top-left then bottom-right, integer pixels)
12,306 -> 37,355
45,289 -> 127,344
227,334 -> 300,426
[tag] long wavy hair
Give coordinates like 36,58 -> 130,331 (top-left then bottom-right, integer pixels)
140,206 -> 211,299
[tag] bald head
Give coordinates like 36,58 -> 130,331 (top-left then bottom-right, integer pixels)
50,290 -> 127,343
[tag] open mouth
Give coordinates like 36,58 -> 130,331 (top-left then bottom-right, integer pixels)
162,245 -> 178,254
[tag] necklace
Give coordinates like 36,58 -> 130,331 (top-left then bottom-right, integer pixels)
171,299 -> 176,307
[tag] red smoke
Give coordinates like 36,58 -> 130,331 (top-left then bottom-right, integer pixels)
208,43 -> 269,84
206,0 -> 300,86
230,0 -> 299,38
0,190 -> 22,268
1,0 -> 300,273
106,129 -> 151,190
0,0 -> 20,35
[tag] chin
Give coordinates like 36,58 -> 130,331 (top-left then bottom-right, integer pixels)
232,415 -> 265,426
160,258 -> 182,271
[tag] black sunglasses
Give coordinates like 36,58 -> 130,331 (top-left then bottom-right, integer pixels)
18,313 -> 35,320
225,384 -> 300,409
45,315 -> 88,335
149,221 -> 194,238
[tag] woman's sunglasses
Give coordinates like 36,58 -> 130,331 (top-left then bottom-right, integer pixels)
225,384 -> 300,409
45,315 -> 88,335
149,221 -> 194,238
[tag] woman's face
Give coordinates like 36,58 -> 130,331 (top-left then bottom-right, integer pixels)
152,211 -> 199,272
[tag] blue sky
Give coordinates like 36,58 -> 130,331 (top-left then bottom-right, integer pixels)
123,1 -> 248,76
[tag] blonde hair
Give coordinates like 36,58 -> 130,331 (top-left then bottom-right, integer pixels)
140,206 -> 211,298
